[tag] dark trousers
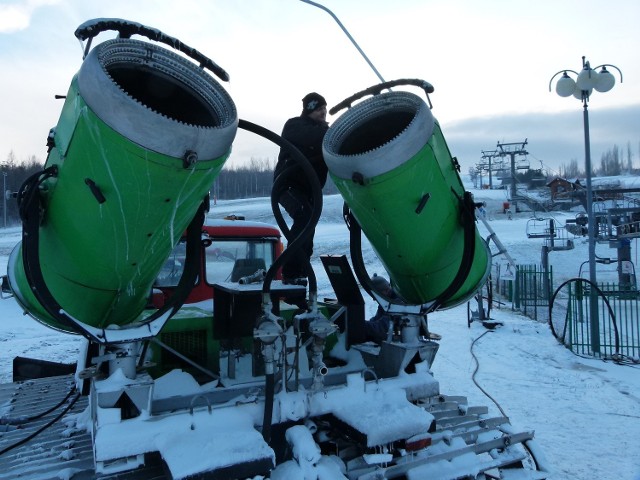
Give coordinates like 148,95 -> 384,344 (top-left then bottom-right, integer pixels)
279,188 -> 315,279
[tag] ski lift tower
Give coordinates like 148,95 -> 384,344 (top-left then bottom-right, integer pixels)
497,139 -> 528,212
480,150 -> 500,190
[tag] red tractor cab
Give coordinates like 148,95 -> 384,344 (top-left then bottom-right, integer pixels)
152,215 -> 284,307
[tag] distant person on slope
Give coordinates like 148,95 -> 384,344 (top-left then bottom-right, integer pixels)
273,92 -> 329,285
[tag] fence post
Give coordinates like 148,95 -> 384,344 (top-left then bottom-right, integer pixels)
514,266 -> 520,310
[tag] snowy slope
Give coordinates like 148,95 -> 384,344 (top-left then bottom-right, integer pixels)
0,191 -> 639,480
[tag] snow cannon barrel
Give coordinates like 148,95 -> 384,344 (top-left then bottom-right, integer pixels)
323,90 -> 490,308
7,35 -> 237,334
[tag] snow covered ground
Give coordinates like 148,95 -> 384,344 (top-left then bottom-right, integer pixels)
1,186 -> 639,479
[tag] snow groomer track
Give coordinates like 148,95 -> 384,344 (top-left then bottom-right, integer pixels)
0,375 -> 547,480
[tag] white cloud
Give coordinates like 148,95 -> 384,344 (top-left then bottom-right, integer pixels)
0,5 -> 31,33
1,0 -> 639,168
0,0 -> 61,33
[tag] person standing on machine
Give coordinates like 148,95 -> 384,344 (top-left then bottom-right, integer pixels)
273,92 -> 329,285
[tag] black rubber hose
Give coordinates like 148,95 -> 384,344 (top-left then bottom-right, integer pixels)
238,118 -> 322,297
271,168 -> 294,238
271,167 -> 318,294
136,201 -> 206,326
238,118 -> 323,445
19,166 -> 91,338
549,277 -> 619,354
431,190 -> 477,311
330,78 -> 434,115
74,18 -> 229,81
19,192 -> 206,342
0,391 -> 81,457
269,171 -> 321,296
344,204 -> 402,306
262,373 -> 275,443
0,384 -> 76,426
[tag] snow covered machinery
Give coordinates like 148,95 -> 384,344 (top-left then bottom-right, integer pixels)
7,19 -> 238,340
324,80 -> 491,309
1,20 -> 548,480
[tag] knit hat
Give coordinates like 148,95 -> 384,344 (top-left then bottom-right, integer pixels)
302,92 -> 327,115
371,274 -> 391,293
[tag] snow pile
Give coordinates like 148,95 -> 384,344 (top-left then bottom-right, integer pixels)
1,188 -> 640,478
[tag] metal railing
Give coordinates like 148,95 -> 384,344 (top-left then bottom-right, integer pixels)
513,264 -> 552,321
494,265 -> 639,358
550,280 -> 639,358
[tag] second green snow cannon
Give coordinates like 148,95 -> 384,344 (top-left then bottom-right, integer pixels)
7,22 -> 238,336
323,87 -> 490,308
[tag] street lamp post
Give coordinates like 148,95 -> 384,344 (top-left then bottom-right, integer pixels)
2,172 -> 6,228
549,56 -> 623,354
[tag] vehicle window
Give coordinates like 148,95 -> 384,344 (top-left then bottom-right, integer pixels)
155,241 -> 186,287
154,238 -> 276,288
205,239 -> 274,284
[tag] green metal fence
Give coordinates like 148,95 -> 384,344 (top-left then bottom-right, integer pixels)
513,265 -> 552,322
604,285 -> 640,359
550,281 -> 640,359
495,265 -> 640,358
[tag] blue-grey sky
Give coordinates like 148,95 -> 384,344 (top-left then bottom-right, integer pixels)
1,0 -> 639,175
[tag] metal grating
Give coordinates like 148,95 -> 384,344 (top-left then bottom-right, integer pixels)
159,329 -> 208,371
0,375 -> 167,480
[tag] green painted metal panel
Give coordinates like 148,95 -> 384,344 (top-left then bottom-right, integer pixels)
8,35 -> 238,334
10,83 -> 227,330
330,121 -> 489,307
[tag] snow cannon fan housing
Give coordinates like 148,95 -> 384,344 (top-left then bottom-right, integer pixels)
323,91 -> 490,307
7,37 -> 238,334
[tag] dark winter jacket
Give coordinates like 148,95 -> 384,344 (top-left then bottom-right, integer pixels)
274,115 -> 329,194
364,307 -> 392,344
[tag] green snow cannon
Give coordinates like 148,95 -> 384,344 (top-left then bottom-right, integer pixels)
7,23 -> 237,338
323,87 -> 490,308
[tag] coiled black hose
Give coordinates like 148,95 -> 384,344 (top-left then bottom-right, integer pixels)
237,119 -> 324,444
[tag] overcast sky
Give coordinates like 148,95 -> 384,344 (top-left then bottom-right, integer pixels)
1,0 -> 639,175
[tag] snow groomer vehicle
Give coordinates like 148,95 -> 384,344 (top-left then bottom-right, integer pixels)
0,19 -> 548,480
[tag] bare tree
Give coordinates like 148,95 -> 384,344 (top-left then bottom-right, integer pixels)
1,152 -> 44,226
560,158 -> 581,178
599,145 -> 622,176
468,165 -> 479,188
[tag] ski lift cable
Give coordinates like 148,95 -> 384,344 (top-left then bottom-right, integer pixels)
299,0 -> 386,84
528,154 -> 561,177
